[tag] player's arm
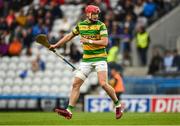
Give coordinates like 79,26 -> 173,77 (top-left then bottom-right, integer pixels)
49,32 -> 75,50
49,24 -> 79,50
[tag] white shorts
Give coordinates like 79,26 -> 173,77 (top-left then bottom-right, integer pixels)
75,61 -> 108,81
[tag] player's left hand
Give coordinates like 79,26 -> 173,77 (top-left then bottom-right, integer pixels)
80,37 -> 89,43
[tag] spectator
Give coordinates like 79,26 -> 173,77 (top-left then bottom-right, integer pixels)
107,41 -> 119,63
16,9 -> 27,26
32,18 -> 48,36
59,17 -> 71,32
6,9 -> 15,27
22,28 -> 33,56
0,38 -> 9,56
0,17 -> 8,30
69,43 -> 82,63
49,1 -> 63,19
26,14 -> 35,28
143,0 -> 156,21
93,0 -> 108,21
109,66 -> 125,100
123,14 -> 135,34
136,14 -> 148,28
148,48 -> 163,75
172,49 -> 180,71
109,21 -> 121,47
163,50 -> 174,71
134,0 -> 144,16
120,27 -> 132,66
135,26 -> 150,66
31,54 -> 46,73
120,28 -> 132,55
114,0 -> 126,22
0,0 -> 4,17
8,37 -> 22,56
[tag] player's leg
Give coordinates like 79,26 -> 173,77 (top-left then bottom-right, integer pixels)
95,61 -> 124,119
55,76 -> 85,119
68,76 -> 84,110
97,71 -> 119,103
55,62 -> 92,119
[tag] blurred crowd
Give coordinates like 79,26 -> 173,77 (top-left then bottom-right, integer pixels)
0,0 -> 179,68
148,48 -> 180,76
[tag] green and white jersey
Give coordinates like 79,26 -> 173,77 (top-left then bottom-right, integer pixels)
72,19 -> 108,62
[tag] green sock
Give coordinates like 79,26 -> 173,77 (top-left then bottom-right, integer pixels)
67,105 -> 74,113
114,100 -> 120,107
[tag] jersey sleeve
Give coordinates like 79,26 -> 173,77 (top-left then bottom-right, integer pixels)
100,23 -> 108,37
72,24 -> 80,36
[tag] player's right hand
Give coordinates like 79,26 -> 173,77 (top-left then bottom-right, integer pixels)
49,44 -> 57,51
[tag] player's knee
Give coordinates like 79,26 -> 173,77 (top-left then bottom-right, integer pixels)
72,82 -> 81,90
99,80 -> 107,88
72,77 -> 84,90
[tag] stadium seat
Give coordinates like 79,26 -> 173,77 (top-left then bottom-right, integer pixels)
0,99 -> 6,108
47,54 -> 56,63
35,71 -> 44,78
23,78 -> 32,85
31,85 -> 40,94
42,77 -> 51,85
44,70 -> 52,77
6,70 -> 16,78
21,85 -> 31,94
59,85 -> 69,94
61,77 -> 71,85
2,85 -> 11,94
11,56 -> 19,63
7,99 -> 16,108
32,77 -> 42,85
2,57 -> 10,64
63,69 -> 72,78
50,85 -> 59,95
27,99 -> 38,109
40,48 -> 49,55
40,85 -> 49,94
0,86 -> 2,94
28,70 -> 35,78
19,56 -> 29,63
55,62 -> 64,70
0,78 -> 3,86
11,85 -> 21,95
0,62 -> 8,71
0,71 -> 6,79
46,62 -> 54,70
53,70 -> 63,78
4,78 -> 14,86
14,78 -> 23,86
9,62 -> 17,71
18,62 -> 27,71
52,77 -> 60,85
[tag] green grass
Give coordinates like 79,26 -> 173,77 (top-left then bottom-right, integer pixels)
0,112 -> 179,125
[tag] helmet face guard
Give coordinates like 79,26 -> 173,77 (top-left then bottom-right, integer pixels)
85,5 -> 100,22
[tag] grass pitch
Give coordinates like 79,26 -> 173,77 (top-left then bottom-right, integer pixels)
0,112 -> 179,125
